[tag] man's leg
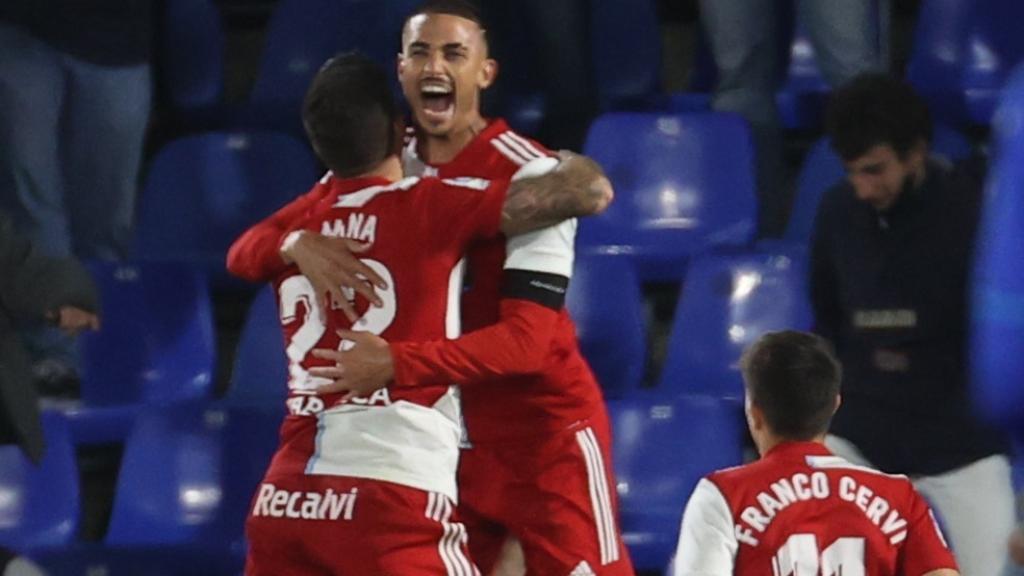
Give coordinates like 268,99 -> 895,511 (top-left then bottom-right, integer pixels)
0,22 -> 68,256
798,0 -> 882,87
62,57 -> 151,260
697,0 -> 789,237
913,455 -> 1016,576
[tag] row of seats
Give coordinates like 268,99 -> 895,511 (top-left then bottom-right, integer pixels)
158,0 -> 1024,137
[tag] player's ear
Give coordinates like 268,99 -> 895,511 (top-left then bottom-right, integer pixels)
478,58 -> 497,90
832,394 -> 842,416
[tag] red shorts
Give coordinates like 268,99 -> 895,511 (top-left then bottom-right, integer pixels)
245,475 -> 478,576
459,412 -> 634,575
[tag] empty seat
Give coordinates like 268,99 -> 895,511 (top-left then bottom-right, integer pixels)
786,123 -> 972,244
0,411 -> 79,553
590,0 -> 661,109
159,0 -> 224,123
567,255 -> 646,398
103,403 -> 282,573
66,261 -> 216,442
225,286 -> 288,407
971,64 -> 1024,431
659,250 -> 812,399
610,394 -> 745,570
579,113 -> 757,280
133,131 -> 317,284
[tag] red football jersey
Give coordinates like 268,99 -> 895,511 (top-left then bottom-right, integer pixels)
263,174 -> 506,500
674,442 -> 958,576
397,119 -> 607,443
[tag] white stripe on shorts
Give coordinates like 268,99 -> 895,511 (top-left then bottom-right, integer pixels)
428,492 -> 477,576
576,427 -> 620,565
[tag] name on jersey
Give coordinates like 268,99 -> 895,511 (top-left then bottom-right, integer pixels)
735,472 -> 908,547
286,389 -> 394,416
321,213 -> 377,244
252,483 -> 358,521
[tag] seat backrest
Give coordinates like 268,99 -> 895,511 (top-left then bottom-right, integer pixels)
579,113 -> 757,280
0,412 -> 79,551
786,123 -> 973,244
160,0 -> 223,113
971,65 -> 1024,429
79,261 -> 215,406
659,249 -> 812,399
226,287 -> 289,407
134,131 -> 317,279
567,255 -> 646,398
590,0 -> 661,108
106,403 -> 282,550
610,394 -> 745,569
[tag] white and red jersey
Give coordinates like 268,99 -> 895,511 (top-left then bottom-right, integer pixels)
673,442 -> 958,576
260,174 -> 506,501
394,119 -> 607,444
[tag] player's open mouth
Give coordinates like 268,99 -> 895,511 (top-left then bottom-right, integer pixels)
420,83 -> 455,123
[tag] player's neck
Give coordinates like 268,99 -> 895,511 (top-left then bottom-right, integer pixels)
417,115 -> 488,165
756,433 -> 828,458
358,155 -> 403,182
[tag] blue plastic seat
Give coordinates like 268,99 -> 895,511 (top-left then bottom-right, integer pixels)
579,112 -> 757,280
101,403 -> 282,573
590,0 -> 661,110
159,0 -> 224,124
610,394 -> 745,570
907,0 -> 1024,126
567,255 -> 646,398
775,24 -> 830,130
64,261 -> 215,443
134,131 -> 317,284
786,123 -> 973,244
0,412 -> 79,553
971,64 -> 1024,431
659,250 -> 812,399
225,287 -> 289,408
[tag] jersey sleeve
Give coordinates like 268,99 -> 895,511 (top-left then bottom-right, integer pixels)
898,488 -> 959,576
673,478 -> 738,576
226,179 -> 328,282
388,216 -> 575,388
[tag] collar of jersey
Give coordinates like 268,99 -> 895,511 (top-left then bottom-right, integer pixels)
764,440 -> 833,461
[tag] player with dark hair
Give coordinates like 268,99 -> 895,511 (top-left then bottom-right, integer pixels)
229,2 -> 634,574
812,72 -> 1014,575
673,330 -> 959,576
234,52 -> 612,576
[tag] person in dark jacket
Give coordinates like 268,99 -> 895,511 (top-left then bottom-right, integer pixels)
810,72 -> 1013,576
0,209 -> 99,461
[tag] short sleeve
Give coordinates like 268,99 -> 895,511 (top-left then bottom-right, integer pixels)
899,487 -> 958,575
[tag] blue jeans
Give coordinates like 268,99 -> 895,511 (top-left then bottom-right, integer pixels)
0,21 -> 150,260
697,0 -> 883,236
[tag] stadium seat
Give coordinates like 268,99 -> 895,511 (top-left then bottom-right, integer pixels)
579,112 -> 757,280
240,0 -> 412,134
225,286 -> 289,407
785,123 -> 973,244
659,250 -> 812,399
133,131 -> 317,284
101,403 -> 282,573
566,255 -> 646,398
775,23 -> 829,130
971,64 -> 1024,431
611,394 -> 745,570
63,261 -> 216,443
0,412 -> 79,553
159,0 -> 224,124
907,0 -> 1024,126
590,0 -> 661,109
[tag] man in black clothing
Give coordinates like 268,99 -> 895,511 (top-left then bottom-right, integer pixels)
810,73 -> 1013,576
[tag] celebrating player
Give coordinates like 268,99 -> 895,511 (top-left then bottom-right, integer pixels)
232,52 -> 611,575
673,331 -> 959,576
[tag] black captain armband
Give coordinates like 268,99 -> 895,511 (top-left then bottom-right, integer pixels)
501,269 -> 569,310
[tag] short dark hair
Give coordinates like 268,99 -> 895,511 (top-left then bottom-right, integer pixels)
302,52 -> 397,178
825,73 -> 933,162
403,0 -> 486,42
740,331 -> 842,440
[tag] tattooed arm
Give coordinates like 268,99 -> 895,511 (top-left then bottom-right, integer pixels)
500,151 -> 613,236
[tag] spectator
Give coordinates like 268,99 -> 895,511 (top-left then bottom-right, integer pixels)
811,72 -> 1014,575
0,0 -> 151,389
699,0 -> 882,237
